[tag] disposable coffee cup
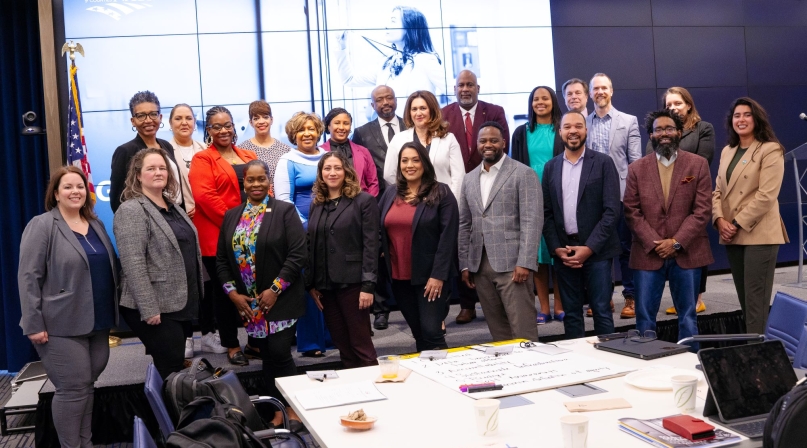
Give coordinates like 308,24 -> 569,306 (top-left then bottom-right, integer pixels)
671,374 -> 698,413
560,414 -> 589,448
377,355 -> 399,379
473,398 -> 500,436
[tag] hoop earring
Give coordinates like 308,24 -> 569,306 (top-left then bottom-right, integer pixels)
159,122 -> 165,129
232,131 -> 238,145
205,134 -> 212,146
132,126 -> 137,132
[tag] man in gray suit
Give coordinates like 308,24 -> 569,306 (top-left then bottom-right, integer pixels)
459,121 -> 541,342
586,73 -> 642,319
352,85 -> 406,330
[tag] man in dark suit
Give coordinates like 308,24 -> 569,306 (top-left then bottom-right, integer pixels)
624,110 -> 713,351
352,85 -> 405,330
543,112 -> 622,338
442,69 -> 510,324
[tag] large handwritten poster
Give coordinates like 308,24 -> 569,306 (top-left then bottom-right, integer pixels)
399,344 -> 635,399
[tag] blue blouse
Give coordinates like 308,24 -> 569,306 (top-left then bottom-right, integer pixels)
73,225 -> 116,331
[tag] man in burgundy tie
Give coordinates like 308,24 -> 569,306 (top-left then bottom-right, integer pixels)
441,69 -> 510,324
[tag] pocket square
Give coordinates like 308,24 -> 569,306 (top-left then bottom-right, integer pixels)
681,176 -> 695,184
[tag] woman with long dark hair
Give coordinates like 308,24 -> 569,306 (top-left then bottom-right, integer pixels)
511,86 -> 565,324
306,151 -> 379,367
713,97 -> 788,333
379,142 -> 458,351
19,166 -> 119,447
189,106 -> 258,365
336,6 -> 445,104
646,87 -> 715,316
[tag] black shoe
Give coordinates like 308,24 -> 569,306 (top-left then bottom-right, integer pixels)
374,313 -> 389,330
228,350 -> 249,366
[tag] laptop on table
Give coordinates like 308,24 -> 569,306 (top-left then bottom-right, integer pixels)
594,337 -> 690,360
699,340 -> 797,439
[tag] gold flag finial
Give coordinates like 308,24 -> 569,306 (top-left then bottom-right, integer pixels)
61,41 -> 85,62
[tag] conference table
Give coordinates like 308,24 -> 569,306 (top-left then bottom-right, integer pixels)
276,337 -> 761,448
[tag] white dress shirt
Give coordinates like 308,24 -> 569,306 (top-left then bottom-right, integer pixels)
655,149 -> 678,167
377,117 -> 400,146
461,102 -> 479,128
480,154 -> 505,207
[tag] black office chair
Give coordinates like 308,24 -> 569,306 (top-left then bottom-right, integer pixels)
143,363 -> 306,448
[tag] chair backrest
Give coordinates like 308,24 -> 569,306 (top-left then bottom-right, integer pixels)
765,291 -> 807,357
144,363 -> 175,439
133,416 -> 158,448
793,323 -> 807,370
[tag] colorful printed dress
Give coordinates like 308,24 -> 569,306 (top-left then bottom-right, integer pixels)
273,148 -> 333,353
222,195 -> 295,338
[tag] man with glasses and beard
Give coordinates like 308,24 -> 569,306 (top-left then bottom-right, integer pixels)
623,109 -> 713,352
542,112 -> 621,339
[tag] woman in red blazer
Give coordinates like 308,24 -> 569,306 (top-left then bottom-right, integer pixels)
189,106 -> 257,366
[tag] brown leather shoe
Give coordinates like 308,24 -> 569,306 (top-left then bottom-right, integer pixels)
455,308 -> 476,324
620,298 -> 636,319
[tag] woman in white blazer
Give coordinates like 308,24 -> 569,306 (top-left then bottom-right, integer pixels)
384,90 -> 464,199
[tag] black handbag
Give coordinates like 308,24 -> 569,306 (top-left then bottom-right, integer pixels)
164,357 -> 265,431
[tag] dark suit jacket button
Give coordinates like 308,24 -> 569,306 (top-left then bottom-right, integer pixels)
330,249 -> 335,253
482,214 -> 486,218
330,230 -> 334,235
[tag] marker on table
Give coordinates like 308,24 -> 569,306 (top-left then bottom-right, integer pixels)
459,382 -> 495,392
467,384 -> 503,393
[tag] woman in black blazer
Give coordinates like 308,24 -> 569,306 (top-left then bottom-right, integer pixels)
216,159 -> 307,426
379,142 -> 459,351
306,151 -> 380,368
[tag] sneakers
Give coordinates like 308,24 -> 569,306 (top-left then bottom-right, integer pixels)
185,338 -> 194,359
201,331 -> 228,354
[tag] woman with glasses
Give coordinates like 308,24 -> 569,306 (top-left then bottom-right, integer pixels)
110,91 -> 183,213
239,100 -> 293,194
275,112 -> 333,358
713,97 -> 788,334
645,87 -> 715,316
189,106 -> 257,366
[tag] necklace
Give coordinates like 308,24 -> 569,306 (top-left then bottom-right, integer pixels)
329,195 -> 342,207
176,140 -> 197,168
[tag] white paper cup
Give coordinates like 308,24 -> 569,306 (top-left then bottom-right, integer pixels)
671,374 -> 698,413
560,414 -> 589,448
473,398 -> 500,436
377,355 -> 399,379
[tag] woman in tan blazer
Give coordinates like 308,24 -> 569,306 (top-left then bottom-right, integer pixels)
713,97 -> 788,334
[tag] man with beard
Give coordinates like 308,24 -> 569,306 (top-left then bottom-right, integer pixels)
442,70 -> 509,324
623,109 -> 713,351
542,112 -> 622,338
458,122 -> 540,341
353,85 -> 406,330
586,73 -> 642,319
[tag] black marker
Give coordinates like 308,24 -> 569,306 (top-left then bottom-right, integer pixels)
467,385 -> 503,393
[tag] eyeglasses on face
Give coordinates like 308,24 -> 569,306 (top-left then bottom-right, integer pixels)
207,123 -> 234,132
652,126 -> 678,135
624,329 -> 657,343
133,111 -> 160,122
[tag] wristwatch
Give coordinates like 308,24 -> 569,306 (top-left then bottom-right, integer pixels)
672,239 -> 682,251
269,283 -> 282,295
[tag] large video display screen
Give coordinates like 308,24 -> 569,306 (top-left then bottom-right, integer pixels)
62,0 -> 555,236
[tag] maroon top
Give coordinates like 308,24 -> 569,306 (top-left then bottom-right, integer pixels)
384,198 -> 417,280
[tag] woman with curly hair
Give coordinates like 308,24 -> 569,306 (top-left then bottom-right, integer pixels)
306,151 -> 380,367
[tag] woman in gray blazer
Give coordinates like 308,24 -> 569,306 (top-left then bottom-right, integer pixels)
18,166 -> 119,448
114,148 -> 203,380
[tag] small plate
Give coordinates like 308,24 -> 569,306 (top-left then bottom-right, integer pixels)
340,416 -> 377,430
624,367 -> 704,391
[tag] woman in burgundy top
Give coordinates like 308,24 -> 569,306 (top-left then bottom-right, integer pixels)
379,142 -> 459,351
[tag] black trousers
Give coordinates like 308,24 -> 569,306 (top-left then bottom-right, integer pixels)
120,306 -> 189,380
203,256 -> 242,349
254,326 -> 297,406
320,284 -> 378,368
392,280 -> 448,352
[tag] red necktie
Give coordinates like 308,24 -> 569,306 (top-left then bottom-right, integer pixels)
464,112 -> 473,150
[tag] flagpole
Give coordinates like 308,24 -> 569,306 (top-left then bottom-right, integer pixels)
62,41 -> 121,348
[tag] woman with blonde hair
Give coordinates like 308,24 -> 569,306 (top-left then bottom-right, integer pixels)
306,151 -> 380,367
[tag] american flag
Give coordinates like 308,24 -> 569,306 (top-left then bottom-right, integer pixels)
66,64 -> 95,202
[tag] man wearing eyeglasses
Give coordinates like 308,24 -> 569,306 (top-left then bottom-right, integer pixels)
623,109 -> 713,351
110,91 -> 184,212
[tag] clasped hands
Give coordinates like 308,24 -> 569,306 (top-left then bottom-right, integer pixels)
229,289 -> 279,320
715,217 -> 738,242
652,238 -> 678,259
555,245 -> 593,268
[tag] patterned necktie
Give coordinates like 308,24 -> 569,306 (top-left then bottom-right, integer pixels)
464,112 -> 473,149
386,122 -> 394,144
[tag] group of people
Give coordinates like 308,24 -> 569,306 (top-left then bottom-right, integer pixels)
18,70 -> 788,447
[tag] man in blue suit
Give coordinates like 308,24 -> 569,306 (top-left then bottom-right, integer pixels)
544,112 -> 622,338
585,73 -> 642,319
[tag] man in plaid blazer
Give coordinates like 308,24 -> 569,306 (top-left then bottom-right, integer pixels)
623,110 -> 713,351
458,121 -> 541,342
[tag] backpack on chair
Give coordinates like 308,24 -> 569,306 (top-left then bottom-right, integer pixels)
165,396 -> 268,448
763,377 -> 807,447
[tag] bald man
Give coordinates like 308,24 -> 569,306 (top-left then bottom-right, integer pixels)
442,70 -> 510,324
